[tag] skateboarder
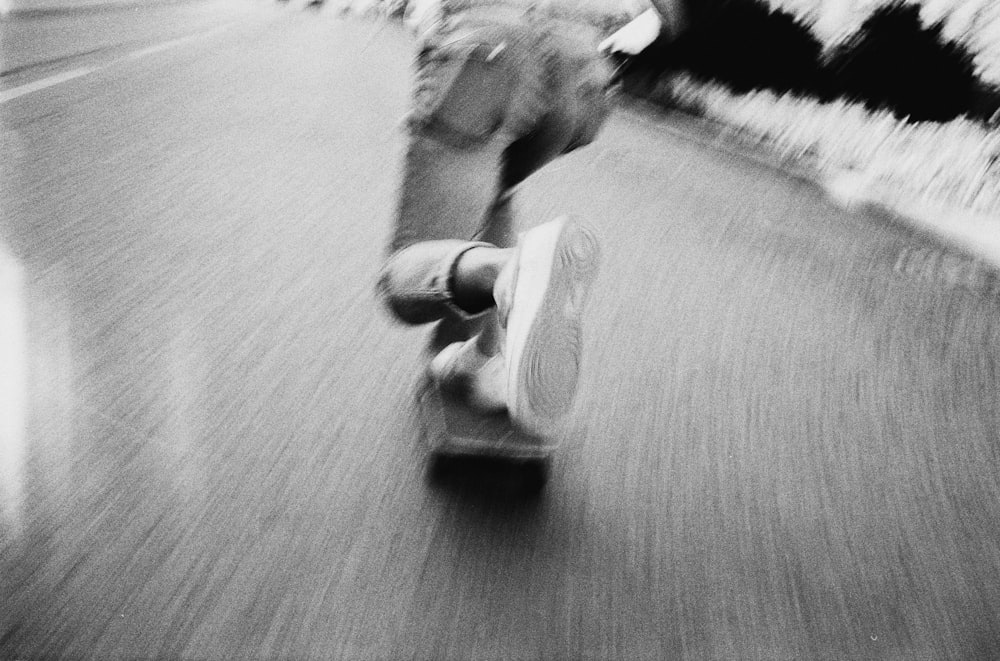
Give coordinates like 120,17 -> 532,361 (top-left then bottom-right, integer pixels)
378,0 -> 686,440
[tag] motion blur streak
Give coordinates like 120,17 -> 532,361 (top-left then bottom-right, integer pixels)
0,245 -> 26,539
2,5 -> 1000,659
126,24 -> 233,61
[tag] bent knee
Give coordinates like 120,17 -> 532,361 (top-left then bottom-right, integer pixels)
376,266 -> 423,325
376,257 -> 443,326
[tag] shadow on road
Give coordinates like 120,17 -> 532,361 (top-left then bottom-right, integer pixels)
427,454 -> 550,503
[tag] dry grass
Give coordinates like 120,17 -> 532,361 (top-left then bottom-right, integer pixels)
663,73 -> 1000,219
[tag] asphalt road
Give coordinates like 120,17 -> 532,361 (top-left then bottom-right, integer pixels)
2,4 -> 1000,659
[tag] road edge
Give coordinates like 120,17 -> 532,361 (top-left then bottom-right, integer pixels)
619,94 -> 1000,273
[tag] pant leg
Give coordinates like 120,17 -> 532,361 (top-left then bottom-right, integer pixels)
378,13 -> 614,327
501,20 -> 616,189
536,21 -> 618,164
378,238 -> 494,325
378,21 -> 534,326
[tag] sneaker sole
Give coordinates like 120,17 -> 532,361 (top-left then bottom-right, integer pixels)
506,218 -> 600,433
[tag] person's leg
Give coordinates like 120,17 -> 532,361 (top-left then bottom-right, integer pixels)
381,13 -> 613,420
379,19 -> 555,414
490,20 -> 616,432
379,13 -> 599,330
441,191 -> 517,359
379,13 -> 563,328
378,34 -> 523,328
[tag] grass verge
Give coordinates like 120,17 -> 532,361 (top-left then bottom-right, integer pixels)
636,72 -> 1000,221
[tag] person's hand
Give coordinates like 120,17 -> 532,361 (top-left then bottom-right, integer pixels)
404,0 -> 442,35
598,8 -> 662,55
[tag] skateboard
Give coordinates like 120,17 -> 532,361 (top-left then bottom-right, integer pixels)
415,374 -> 552,492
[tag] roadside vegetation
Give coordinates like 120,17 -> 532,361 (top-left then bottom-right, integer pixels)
615,0 -> 1000,217
666,75 -> 1000,215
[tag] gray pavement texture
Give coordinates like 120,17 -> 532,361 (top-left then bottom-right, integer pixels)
0,0 -> 257,76
2,4 -> 1000,659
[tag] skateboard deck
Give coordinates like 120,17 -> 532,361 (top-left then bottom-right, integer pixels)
416,375 -> 555,462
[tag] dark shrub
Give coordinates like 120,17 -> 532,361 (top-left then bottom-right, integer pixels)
671,0 -> 828,96
970,83 -> 1000,125
612,0 -> 829,99
826,2 -> 979,122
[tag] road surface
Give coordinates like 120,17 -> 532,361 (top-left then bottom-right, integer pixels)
2,3 -> 1000,659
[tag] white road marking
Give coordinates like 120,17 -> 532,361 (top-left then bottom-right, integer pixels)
0,67 -> 95,104
0,23 -> 233,105
128,24 -> 232,60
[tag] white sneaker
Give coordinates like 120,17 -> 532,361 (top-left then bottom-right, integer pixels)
495,217 -> 600,434
428,337 -> 507,413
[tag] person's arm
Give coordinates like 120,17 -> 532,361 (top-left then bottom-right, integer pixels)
647,0 -> 686,35
404,0 -> 443,36
598,0 -> 686,55
599,8 -> 662,54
